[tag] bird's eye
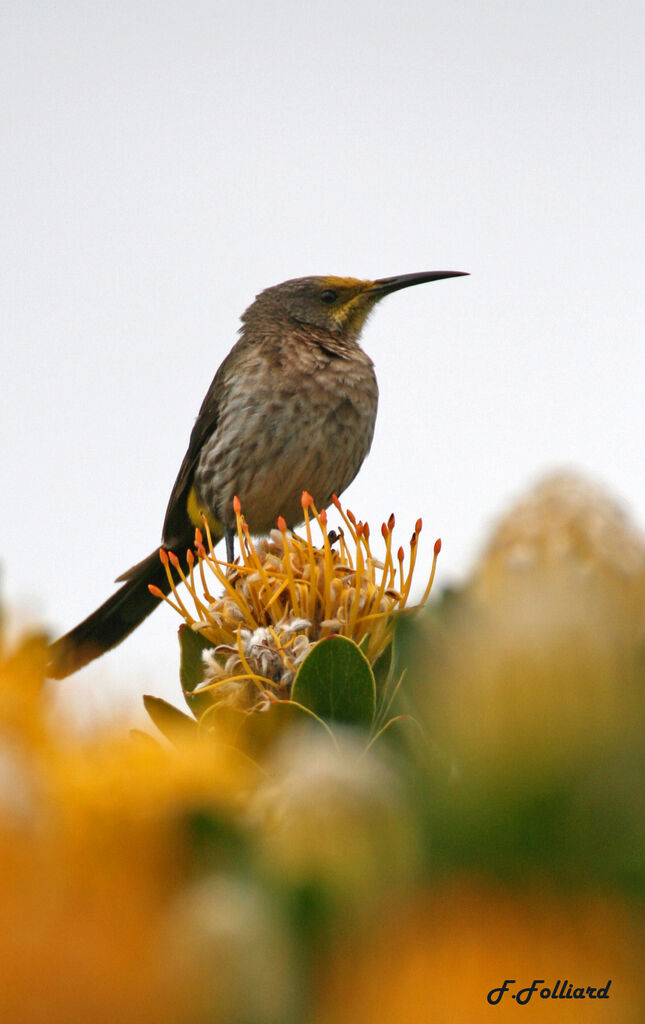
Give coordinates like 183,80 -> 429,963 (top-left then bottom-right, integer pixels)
319,289 -> 338,305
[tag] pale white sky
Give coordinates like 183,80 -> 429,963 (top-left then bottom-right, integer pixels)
1,1 -> 643,720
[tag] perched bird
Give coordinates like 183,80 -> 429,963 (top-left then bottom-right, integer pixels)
49,271 -> 467,678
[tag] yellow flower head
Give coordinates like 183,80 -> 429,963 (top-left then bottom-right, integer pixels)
151,494 -> 440,712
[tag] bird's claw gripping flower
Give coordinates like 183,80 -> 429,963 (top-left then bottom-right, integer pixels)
151,497 -> 441,713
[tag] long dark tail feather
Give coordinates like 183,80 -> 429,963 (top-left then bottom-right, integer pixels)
48,539 -> 191,679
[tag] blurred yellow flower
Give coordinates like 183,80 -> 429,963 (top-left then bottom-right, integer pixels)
419,472 -> 645,774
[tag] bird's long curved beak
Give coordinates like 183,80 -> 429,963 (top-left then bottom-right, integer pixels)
367,270 -> 469,296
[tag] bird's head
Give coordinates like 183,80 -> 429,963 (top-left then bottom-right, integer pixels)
243,271 -> 468,343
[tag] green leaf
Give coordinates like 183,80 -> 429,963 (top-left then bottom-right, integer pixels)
291,635 -> 376,727
374,669 -> 406,734
372,609 -> 422,729
389,609 -> 419,678
179,624 -> 215,691
143,694 -> 198,743
372,641 -> 393,692
178,624 -> 216,717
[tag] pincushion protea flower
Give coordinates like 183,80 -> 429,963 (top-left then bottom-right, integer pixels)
150,493 -> 440,713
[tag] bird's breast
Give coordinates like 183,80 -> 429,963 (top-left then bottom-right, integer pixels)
194,342 -> 378,533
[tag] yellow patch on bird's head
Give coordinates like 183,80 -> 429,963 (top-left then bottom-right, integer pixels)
250,275 -> 382,341
316,276 -> 379,335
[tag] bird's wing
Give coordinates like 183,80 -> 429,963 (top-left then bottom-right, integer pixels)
161,365 -> 225,544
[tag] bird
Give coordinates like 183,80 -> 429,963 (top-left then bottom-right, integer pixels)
48,270 -> 467,678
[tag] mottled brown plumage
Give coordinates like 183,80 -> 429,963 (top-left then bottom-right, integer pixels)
49,271 -> 467,678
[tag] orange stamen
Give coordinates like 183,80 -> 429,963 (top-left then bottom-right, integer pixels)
419,538 -> 441,605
